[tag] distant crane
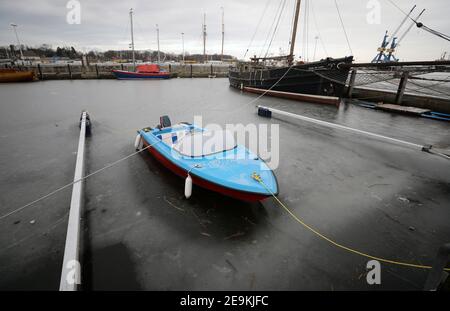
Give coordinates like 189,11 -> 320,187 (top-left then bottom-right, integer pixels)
372,30 -> 390,63
372,5 -> 425,63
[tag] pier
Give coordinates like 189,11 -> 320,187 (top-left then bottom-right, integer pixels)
59,111 -> 89,291
343,61 -> 450,114
349,87 -> 450,114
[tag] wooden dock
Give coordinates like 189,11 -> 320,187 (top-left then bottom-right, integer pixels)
344,62 -> 450,114
375,103 -> 431,115
349,86 -> 450,114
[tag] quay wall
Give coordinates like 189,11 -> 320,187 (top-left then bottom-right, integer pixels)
6,63 -> 450,114
10,63 -> 230,80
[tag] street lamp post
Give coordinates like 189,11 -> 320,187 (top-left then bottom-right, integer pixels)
221,7 -> 224,62
10,23 -> 24,59
156,24 -> 160,64
181,32 -> 185,63
313,36 -> 319,62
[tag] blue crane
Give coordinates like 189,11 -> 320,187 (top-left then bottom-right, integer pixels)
371,5 -> 423,63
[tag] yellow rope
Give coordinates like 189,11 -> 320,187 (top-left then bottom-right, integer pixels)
251,173 -> 450,272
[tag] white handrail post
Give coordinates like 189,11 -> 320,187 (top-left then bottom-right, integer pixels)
59,111 -> 89,291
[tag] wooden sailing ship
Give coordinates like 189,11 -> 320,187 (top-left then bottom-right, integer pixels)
229,0 -> 353,98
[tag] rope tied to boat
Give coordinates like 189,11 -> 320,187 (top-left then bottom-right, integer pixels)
251,172 -> 262,183
252,174 -> 450,272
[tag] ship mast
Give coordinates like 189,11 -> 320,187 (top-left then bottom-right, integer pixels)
156,24 -> 161,64
221,7 -> 224,62
288,0 -> 302,65
10,23 -> 24,60
129,8 -> 136,70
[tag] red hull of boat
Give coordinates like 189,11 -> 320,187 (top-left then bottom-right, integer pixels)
112,69 -> 170,79
142,141 -> 271,202
0,69 -> 35,83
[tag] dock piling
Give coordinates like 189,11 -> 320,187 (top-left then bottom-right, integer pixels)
424,243 -> 450,290
37,64 -> 43,80
68,64 -> 72,79
395,71 -> 409,105
347,69 -> 357,98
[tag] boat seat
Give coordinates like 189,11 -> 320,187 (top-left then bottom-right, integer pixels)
156,132 -> 178,145
160,115 -> 171,128
156,128 -> 189,146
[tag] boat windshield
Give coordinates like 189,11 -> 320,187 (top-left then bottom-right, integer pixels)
173,130 -> 236,157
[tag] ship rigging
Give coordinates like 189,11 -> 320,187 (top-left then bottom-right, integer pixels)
228,0 -> 353,98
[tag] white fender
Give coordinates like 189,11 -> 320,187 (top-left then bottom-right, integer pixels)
185,174 -> 192,199
134,134 -> 142,150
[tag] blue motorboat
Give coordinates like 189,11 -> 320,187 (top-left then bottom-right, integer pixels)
135,116 -> 278,202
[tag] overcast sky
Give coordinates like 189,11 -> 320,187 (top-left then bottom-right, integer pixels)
0,0 -> 449,62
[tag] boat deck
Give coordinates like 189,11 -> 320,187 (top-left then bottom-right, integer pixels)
0,79 -> 449,290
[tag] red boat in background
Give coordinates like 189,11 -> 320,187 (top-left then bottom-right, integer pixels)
112,64 -> 171,80
112,10 -> 171,80
0,68 -> 35,83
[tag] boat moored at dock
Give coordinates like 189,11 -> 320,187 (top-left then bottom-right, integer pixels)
229,56 -> 353,97
111,9 -> 171,80
135,116 -> 278,202
0,68 -> 35,83
112,64 -> 171,80
229,0 -> 353,98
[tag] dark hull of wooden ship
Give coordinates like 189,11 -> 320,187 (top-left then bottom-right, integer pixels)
229,56 -> 354,97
